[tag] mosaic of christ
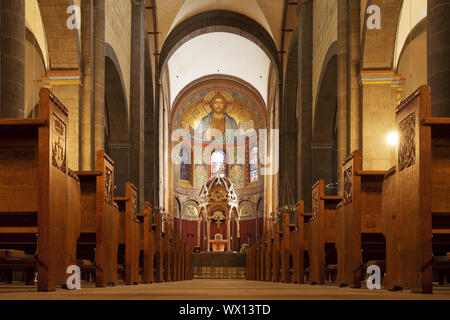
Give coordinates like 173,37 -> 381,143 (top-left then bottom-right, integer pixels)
176,89 -> 263,141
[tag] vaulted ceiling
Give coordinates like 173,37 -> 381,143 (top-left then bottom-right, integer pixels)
146,0 -> 299,109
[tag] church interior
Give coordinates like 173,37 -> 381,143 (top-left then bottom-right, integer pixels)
0,0 -> 450,301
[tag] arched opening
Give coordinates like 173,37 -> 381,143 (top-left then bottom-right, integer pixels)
210,150 -> 226,178
104,47 -> 129,196
313,51 -> 338,195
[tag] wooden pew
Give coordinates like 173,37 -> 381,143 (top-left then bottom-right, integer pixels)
114,182 -> 140,285
335,150 -> 387,288
264,230 -> 272,281
305,180 -> 342,284
246,245 -> 256,280
382,85 -> 450,293
0,88 -> 81,291
185,243 -> 192,280
279,213 -> 290,283
75,150 -> 120,287
290,201 -> 309,284
153,212 -> 164,283
271,222 -> 280,282
138,202 -> 154,284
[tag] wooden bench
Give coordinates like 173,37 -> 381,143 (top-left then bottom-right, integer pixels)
75,150 -> 120,287
138,201 -> 154,284
335,150 -> 387,288
246,245 -> 256,280
264,230 -> 272,281
382,85 -> 450,293
114,182 -> 140,285
305,179 -> 342,284
0,88 -> 81,291
290,202 -> 310,284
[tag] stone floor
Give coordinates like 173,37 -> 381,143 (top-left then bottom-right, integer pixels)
1,280 -> 450,300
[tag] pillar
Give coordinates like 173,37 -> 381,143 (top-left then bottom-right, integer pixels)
297,0 -> 313,211
206,219 -> 211,251
428,0 -> 450,117
348,0 -> 361,152
226,219 -> 231,252
81,0 -> 94,170
45,71 -> 82,170
93,0 -> 105,158
197,219 -> 201,248
1,0 -> 25,118
337,0 -> 349,194
360,71 -> 398,170
130,0 -> 145,211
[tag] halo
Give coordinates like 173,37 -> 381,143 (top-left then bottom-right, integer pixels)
203,90 -> 234,114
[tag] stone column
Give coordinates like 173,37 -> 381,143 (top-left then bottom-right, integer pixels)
197,219 -> 201,248
348,0 -> 361,152
227,219 -> 231,252
1,0 -> 25,118
206,219 -> 211,251
130,0 -> 145,211
81,0 -> 94,170
46,71 -> 83,170
93,0 -> 105,158
360,71 -> 398,170
337,0 -> 349,194
428,0 -> 450,117
297,0 -> 313,211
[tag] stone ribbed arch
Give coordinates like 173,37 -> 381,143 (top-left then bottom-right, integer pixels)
37,0 -> 80,69
159,10 -> 281,80
361,0 -> 403,70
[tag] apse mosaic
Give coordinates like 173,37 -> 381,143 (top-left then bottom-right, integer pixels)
172,80 -> 266,220
174,88 -> 265,142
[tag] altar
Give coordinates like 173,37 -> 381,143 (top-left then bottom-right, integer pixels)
210,234 -> 228,252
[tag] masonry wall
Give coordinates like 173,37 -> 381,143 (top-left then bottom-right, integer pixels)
105,0 -> 132,109
397,30 -> 427,100
312,0 -> 337,116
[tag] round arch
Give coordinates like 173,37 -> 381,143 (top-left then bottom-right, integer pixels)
361,0 -> 403,70
313,42 -> 338,195
159,10 -> 281,80
37,0 -> 80,69
170,74 -> 268,131
280,28 -> 299,203
104,43 -> 129,196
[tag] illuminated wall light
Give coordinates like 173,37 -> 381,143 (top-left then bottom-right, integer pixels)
386,132 -> 399,146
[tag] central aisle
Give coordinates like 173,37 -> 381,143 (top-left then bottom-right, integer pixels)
1,280 -> 450,300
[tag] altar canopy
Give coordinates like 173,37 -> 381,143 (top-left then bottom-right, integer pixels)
198,177 -> 240,251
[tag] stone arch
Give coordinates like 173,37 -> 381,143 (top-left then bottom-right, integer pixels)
396,17 -> 427,99
159,10 -> 281,80
174,197 -> 181,219
313,42 -> 338,195
361,0 -> 403,70
37,0 -> 80,70
104,44 -> 129,196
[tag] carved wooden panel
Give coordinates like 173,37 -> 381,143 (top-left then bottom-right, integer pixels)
398,112 -> 416,172
105,167 -> 113,205
132,192 -> 137,222
312,187 -> 319,220
344,166 -> 353,205
51,113 -> 67,173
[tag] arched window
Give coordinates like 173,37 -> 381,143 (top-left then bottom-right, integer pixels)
249,146 -> 258,183
180,147 -> 191,181
211,150 -> 226,178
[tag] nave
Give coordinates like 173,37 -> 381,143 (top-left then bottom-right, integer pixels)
1,0 -> 450,301
1,280 -> 450,300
